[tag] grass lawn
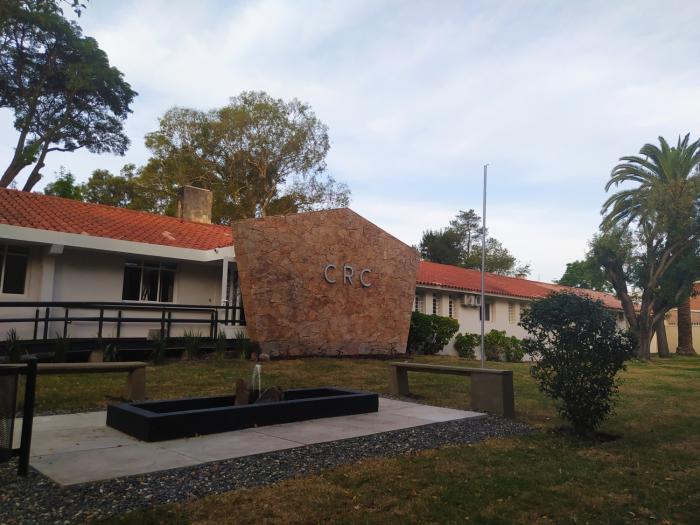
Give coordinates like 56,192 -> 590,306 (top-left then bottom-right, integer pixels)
34,355 -> 700,524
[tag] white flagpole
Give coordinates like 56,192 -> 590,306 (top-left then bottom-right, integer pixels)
480,164 -> 488,369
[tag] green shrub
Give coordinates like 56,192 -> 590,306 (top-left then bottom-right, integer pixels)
407,312 -> 459,355
150,338 -> 166,365
103,343 -> 118,362
520,292 -> 634,436
483,329 -> 524,362
6,329 -> 24,363
183,330 -> 203,359
227,330 -> 252,359
53,333 -> 70,363
215,330 -> 227,360
453,332 -> 479,359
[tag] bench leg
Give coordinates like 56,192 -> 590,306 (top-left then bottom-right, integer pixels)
127,368 -> 146,400
390,367 -> 410,396
471,372 -> 514,418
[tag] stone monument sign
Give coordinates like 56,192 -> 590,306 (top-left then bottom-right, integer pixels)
231,208 -> 419,356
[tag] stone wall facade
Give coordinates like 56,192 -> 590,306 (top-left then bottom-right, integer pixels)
231,208 -> 419,357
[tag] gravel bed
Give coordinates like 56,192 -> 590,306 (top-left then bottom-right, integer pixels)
0,414 -> 530,525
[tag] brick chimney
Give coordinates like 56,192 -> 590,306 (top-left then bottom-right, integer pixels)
177,186 -> 213,224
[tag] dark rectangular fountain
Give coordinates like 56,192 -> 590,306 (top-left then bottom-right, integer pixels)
106,387 -> 378,442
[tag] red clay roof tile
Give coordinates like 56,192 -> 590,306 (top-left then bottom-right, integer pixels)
0,188 -> 233,250
417,260 -> 624,310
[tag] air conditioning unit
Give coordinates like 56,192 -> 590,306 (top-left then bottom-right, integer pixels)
461,294 -> 481,307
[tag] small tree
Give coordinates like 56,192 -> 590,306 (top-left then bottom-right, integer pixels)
407,312 -> 459,355
43,167 -> 82,199
520,292 -> 633,436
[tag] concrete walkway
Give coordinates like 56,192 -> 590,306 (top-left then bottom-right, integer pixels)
15,398 -> 482,486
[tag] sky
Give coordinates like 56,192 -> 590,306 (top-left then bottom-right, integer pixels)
2,0 -> 700,282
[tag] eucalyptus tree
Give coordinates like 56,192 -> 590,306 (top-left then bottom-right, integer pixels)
595,135 -> 700,359
0,0 -> 135,190
139,91 -> 349,223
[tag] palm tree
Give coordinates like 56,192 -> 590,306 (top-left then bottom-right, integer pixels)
603,135 -> 700,230
600,134 -> 700,359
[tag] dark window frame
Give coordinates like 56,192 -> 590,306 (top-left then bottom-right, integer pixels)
414,294 -> 425,313
479,303 -> 491,322
0,244 -> 29,295
122,260 -> 176,303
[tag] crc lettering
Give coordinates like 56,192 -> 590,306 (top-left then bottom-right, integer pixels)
323,263 -> 372,287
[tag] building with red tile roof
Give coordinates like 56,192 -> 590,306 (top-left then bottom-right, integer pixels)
0,186 -> 637,355
0,187 -> 240,341
415,260 -> 628,356
417,260 -> 625,310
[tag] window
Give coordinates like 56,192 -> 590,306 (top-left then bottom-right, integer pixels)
122,261 -> 176,302
508,303 -> 516,324
432,294 -> 441,315
414,294 -> 425,313
0,244 -> 29,294
448,296 -> 454,318
479,303 -> 491,321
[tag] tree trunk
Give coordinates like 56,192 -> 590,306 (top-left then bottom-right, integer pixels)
0,159 -> 25,188
21,166 -> 43,192
21,145 -> 49,192
0,128 -> 32,187
655,318 -> 670,358
676,297 -> 696,355
637,330 -> 651,360
636,313 -> 653,360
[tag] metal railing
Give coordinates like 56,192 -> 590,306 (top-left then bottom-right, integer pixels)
0,358 -> 37,476
0,301 -> 245,341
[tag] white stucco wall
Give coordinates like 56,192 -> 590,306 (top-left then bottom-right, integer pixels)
167,261 -> 223,338
0,245 -> 231,340
0,245 -> 45,339
651,318 -> 700,354
416,286 -> 529,358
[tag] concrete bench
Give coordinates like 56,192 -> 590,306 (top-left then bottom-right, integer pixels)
389,362 -> 514,418
37,362 -> 147,400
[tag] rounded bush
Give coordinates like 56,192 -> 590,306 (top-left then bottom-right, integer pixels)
453,332 -> 479,359
520,292 -> 634,436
